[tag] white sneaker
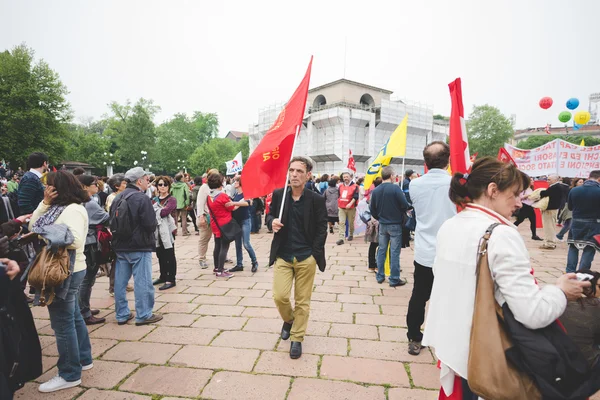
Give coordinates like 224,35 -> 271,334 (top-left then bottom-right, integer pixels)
39,375 -> 81,393
82,363 -> 93,371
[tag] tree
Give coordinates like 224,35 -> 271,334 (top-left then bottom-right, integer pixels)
0,44 -> 72,167
237,135 -> 250,161
517,135 -> 600,149
102,98 -> 160,168
188,138 -> 238,176
63,123 -> 111,171
466,105 -> 514,158
154,112 -> 220,173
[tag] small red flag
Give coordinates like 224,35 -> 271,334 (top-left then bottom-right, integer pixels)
347,149 -> 356,173
242,58 -> 313,199
448,78 -> 471,175
497,147 -> 517,166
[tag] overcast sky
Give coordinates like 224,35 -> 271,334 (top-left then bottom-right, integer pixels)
2,0 -> 599,137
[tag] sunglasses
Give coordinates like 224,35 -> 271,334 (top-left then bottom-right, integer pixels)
157,183 -> 168,187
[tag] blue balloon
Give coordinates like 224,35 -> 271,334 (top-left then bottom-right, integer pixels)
566,98 -> 580,110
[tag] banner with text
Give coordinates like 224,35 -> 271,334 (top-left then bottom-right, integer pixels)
504,139 -> 600,178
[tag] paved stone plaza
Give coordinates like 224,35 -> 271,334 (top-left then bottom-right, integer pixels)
21,226 -> 600,400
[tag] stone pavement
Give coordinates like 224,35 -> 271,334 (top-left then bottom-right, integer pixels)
22,225 -> 599,400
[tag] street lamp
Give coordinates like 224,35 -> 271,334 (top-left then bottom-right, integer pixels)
104,153 -> 115,176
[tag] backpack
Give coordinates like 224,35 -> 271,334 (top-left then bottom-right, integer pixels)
27,246 -> 70,306
110,191 -> 135,238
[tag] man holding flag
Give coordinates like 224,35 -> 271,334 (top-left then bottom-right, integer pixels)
242,58 -> 328,360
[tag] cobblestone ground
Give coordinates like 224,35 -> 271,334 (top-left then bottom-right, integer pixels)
22,224 -> 600,400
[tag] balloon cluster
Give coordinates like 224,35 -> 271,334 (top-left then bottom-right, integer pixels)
539,96 -> 591,125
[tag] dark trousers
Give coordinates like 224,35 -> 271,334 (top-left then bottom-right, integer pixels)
213,236 -> 231,272
514,204 -> 537,237
156,245 -> 177,283
79,244 -> 99,319
251,212 -> 262,233
406,261 -> 434,342
368,242 -> 378,269
187,208 -> 199,232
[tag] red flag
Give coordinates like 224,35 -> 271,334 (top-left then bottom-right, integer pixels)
347,149 -> 356,173
497,147 -> 517,166
242,58 -> 313,199
448,78 -> 471,175
545,124 -> 551,135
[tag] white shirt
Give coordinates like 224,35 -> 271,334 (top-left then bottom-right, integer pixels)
409,169 -> 456,267
422,204 -> 566,392
29,168 -> 42,178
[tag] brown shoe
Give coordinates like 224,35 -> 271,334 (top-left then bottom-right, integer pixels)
84,315 -> 106,325
91,309 -> 100,316
135,313 -> 163,326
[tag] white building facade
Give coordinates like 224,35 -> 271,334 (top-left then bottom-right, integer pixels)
249,79 -> 448,176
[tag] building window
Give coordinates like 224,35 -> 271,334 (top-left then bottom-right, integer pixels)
313,95 -> 327,108
360,94 -> 375,107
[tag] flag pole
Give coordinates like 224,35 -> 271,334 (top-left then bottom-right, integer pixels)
278,124 -> 302,220
401,156 -> 406,183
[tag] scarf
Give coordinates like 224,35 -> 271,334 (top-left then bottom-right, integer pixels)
32,205 -> 67,233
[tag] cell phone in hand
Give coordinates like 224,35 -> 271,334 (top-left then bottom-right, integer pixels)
576,273 -> 594,282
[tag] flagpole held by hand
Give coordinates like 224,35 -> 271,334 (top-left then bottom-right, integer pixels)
278,124 -> 301,220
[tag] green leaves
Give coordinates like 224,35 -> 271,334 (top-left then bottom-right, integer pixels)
0,44 -> 71,166
1,45 -> 250,176
466,105 -> 514,158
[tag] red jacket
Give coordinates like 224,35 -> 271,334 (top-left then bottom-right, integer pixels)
207,192 -> 234,238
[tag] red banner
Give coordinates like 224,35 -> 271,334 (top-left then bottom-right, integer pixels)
242,58 -> 313,199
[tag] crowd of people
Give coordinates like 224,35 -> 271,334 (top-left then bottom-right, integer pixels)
0,147 -> 599,398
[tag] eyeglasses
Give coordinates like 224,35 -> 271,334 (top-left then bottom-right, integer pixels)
157,183 -> 168,187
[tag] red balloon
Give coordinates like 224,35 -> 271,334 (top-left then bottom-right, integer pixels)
539,97 -> 553,110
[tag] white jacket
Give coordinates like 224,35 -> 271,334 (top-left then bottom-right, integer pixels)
422,203 -> 566,393
153,203 -> 176,249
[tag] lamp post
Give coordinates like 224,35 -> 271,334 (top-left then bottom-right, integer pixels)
103,152 -> 115,176
177,159 -> 187,174
140,150 -> 148,170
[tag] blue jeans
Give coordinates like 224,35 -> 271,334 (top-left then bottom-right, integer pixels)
566,244 -> 596,273
556,219 -> 572,240
115,251 -> 154,323
235,218 -> 257,266
376,224 -> 402,285
47,270 -> 92,382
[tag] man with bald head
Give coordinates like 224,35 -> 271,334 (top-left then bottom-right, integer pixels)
539,174 -> 562,249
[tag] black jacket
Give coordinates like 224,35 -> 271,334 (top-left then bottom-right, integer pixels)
110,184 -> 157,252
503,303 -> 600,399
0,277 -> 42,398
266,188 -> 328,271
540,183 -> 564,211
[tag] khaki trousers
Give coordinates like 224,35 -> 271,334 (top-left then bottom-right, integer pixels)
198,222 -> 212,260
272,256 -> 317,342
542,209 -> 558,247
177,209 -> 189,234
338,208 -> 356,239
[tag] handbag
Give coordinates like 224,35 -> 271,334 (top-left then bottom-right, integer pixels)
207,194 -> 242,242
467,223 -> 541,400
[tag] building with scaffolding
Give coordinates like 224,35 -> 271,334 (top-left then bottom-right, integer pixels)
249,79 -> 449,175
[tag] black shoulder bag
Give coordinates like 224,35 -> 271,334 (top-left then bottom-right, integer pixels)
207,193 -> 242,242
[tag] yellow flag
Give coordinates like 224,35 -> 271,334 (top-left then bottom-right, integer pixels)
364,114 -> 408,188
580,139 -> 585,146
